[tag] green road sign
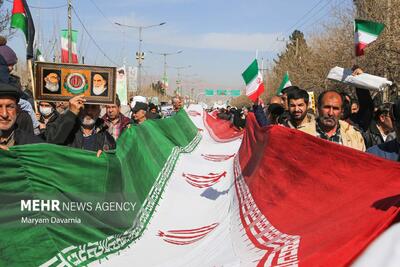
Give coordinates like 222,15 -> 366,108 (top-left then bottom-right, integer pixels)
205,89 -> 214,96
217,89 -> 227,96
229,90 -> 241,96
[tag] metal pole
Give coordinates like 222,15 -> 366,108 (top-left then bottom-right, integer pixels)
68,0 -> 72,63
137,27 -> 143,94
163,53 -> 167,93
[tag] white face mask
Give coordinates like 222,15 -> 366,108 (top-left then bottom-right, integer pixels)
39,106 -> 53,117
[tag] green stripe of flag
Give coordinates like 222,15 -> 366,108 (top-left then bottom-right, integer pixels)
11,13 -> 27,39
242,59 -> 259,85
355,19 -> 385,37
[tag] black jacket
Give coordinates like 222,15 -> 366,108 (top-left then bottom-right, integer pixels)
16,111 -> 34,135
14,128 -> 44,146
46,110 -> 116,151
362,120 -> 396,149
38,111 -> 60,140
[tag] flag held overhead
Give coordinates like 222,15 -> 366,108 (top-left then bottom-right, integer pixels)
242,59 -> 264,101
355,19 -> 385,57
11,0 -> 35,59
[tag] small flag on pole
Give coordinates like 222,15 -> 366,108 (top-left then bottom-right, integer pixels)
355,19 -> 385,57
276,72 -> 292,95
11,0 -> 35,59
61,29 -> 79,63
242,59 -> 264,101
35,48 -> 45,62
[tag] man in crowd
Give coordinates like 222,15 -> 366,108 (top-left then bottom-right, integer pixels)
46,94 -> 115,151
283,87 -> 315,135
0,82 -> 42,150
37,101 -> 59,139
171,96 -> 183,116
146,103 -> 162,120
102,97 -> 130,140
351,99 -> 360,114
56,101 -> 69,115
131,102 -> 148,125
253,96 -> 284,127
367,99 -> 400,161
363,103 -> 396,148
316,90 -> 365,151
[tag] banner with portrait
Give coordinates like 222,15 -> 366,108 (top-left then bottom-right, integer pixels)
35,62 -> 117,104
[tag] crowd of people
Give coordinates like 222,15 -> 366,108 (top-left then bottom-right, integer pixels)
1,36 -> 399,163
0,38 -> 185,154
215,66 -> 400,162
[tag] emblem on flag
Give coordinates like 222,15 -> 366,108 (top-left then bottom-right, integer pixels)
64,73 -> 88,94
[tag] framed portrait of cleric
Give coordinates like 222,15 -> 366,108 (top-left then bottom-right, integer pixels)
35,62 -> 116,104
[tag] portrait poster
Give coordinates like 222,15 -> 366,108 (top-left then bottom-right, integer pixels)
116,67 -> 128,105
35,62 -> 117,104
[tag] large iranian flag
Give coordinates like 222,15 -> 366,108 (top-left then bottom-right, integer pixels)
355,19 -> 385,57
1,106 -> 400,267
242,59 -> 264,101
61,29 -> 79,63
10,0 -> 35,59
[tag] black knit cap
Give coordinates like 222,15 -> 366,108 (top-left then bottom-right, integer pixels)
131,102 -> 148,113
0,82 -> 22,102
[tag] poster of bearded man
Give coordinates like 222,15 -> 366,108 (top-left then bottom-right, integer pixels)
35,62 -> 117,105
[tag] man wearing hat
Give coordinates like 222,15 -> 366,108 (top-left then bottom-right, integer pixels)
0,82 -> 42,150
131,102 -> 148,125
146,103 -> 161,120
367,99 -> 400,161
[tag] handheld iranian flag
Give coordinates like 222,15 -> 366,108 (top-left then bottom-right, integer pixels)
277,71 -> 292,95
242,59 -> 264,101
355,19 -> 385,57
11,0 -> 35,59
61,29 -> 79,63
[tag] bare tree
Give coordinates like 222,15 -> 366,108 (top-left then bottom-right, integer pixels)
0,0 -> 13,38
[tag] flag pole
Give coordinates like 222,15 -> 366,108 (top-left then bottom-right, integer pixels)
27,58 -> 37,111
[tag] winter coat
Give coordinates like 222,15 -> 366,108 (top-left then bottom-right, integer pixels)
46,110 -> 116,151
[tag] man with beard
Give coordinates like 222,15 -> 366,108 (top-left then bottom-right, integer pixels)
46,94 -> 115,152
284,88 -> 315,135
43,72 -> 60,93
91,73 -> 108,96
316,90 -> 365,151
0,82 -> 42,150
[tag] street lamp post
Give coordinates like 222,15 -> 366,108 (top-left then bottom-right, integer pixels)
168,65 -> 191,96
114,21 -> 166,94
148,50 -> 183,95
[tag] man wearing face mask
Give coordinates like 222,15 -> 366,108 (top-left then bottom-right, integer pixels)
46,94 -> 116,151
36,101 -> 59,139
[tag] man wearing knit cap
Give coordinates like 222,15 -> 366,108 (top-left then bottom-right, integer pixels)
0,36 -> 18,73
0,82 -> 42,150
367,99 -> 400,161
